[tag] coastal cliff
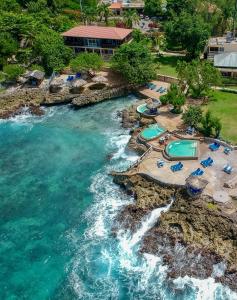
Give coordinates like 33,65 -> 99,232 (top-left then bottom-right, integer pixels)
0,84 -> 134,119
112,172 -> 237,292
112,101 -> 237,293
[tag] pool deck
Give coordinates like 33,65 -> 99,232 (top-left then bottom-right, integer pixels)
131,142 -> 237,204
138,81 -> 170,100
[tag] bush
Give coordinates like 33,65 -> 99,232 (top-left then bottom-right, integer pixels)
29,64 -> 45,72
164,83 -> 185,113
182,105 -> 202,128
3,64 -> 25,81
70,53 -> 103,72
201,110 -> 222,138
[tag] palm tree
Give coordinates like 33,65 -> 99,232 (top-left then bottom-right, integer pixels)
123,9 -> 139,28
81,7 -> 97,25
97,3 -> 110,25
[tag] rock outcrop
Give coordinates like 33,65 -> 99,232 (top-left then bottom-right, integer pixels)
0,84 -> 134,119
72,85 -> 134,108
112,172 -> 237,292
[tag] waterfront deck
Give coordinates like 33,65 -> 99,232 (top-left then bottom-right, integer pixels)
139,81 -> 170,100
134,142 -> 237,203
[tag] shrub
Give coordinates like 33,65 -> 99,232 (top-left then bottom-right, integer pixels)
3,64 -> 25,81
70,53 -> 103,73
182,105 -> 202,128
29,64 -> 45,72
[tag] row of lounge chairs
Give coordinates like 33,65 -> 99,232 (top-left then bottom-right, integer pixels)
146,83 -> 167,94
66,73 -> 82,82
209,142 -> 232,156
157,156 -> 233,174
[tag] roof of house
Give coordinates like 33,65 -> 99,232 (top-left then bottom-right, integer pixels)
214,52 -> 237,68
109,3 -> 122,9
62,26 -> 132,40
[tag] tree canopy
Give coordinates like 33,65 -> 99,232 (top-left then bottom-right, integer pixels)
177,60 -> 222,98
112,41 -> 156,85
70,52 -> 103,72
165,12 -> 210,58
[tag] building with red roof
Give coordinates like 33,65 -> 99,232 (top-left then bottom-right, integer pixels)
62,25 -> 132,58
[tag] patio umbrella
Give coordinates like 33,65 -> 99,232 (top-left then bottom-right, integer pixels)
186,175 -> 208,192
92,75 -> 108,83
70,79 -> 87,94
49,78 -> 65,93
146,98 -> 161,110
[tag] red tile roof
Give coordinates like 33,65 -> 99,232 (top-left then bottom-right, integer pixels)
62,26 -> 132,40
109,3 -> 122,9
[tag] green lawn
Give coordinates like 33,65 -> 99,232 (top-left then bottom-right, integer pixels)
155,55 -> 185,78
206,90 -> 237,144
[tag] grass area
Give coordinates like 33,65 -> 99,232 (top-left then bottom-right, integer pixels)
155,55 -> 185,77
206,90 -> 237,144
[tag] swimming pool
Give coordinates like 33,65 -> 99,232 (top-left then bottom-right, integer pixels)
166,140 -> 198,159
140,124 -> 166,140
137,104 -> 147,114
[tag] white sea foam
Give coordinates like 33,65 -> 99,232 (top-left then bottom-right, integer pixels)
69,104 -> 237,300
174,276 -> 237,300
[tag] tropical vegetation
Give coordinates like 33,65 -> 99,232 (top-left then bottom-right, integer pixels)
112,41 -> 156,85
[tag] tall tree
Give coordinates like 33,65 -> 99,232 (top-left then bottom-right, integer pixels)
123,9 -> 139,28
165,12 -> 210,58
177,60 -> 222,98
112,41 -> 156,84
34,27 -> 72,73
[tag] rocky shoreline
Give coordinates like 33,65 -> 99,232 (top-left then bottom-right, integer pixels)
0,84 -> 135,119
112,103 -> 237,293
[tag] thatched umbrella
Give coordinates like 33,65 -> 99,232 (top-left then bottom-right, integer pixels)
49,78 -> 65,93
92,75 -> 108,83
186,175 -> 208,198
70,79 -> 87,94
146,98 -> 161,114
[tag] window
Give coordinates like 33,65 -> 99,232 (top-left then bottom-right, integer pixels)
86,39 -> 98,47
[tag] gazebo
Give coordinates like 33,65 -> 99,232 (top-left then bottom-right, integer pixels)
185,175 -> 208,198
145,98 -> 161,115
49,78 -> 65,93
25,70 -> 45,87
70,79 -> 87,94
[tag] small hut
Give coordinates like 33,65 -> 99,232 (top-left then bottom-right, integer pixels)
49,78 -> 65,93
185,175 -> 208,198
25,70 -> 45,87
70,79 -> 87,94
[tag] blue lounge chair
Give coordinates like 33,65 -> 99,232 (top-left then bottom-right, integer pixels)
186,126 -> 195,135
76,72 -> 81,78
150,84 -> 156,90
209,142 -> 220,151
156,87 -> 162,92
160,87 -> 167,94
201,157 -> 213,168
171,162 -> 183,172
191,168 -> 204,176
224,147 -> 231,155
157,159 -> 164,168
223,164 -> 233,174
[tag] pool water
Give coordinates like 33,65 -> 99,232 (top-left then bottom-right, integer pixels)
166,140 -> 198,158
141,124 -> 165,140
136,104 -> 147,114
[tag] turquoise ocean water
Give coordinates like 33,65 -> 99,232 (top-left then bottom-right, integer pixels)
0,96 -> 236,300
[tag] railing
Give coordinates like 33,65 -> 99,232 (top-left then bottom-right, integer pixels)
127,146 -> 153,171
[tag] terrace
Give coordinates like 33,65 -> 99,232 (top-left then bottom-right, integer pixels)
130,98 -> 237,204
